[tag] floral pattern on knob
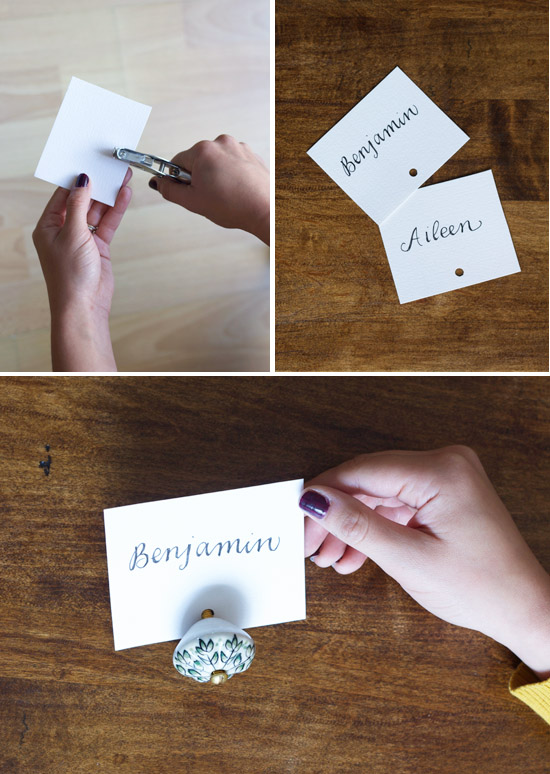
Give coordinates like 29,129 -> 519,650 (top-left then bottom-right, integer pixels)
174,633 -> 255,682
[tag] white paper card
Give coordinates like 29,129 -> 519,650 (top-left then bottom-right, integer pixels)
307,67 -> 469,224
35,77 -> 151,207
379,170 -> 520,303
103,479 -> 306,651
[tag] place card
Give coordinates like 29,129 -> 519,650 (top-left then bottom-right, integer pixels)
103,479 -> 306,651
307,67 -> 469,224
379,170 -> 520,303
35,77 -> 151,207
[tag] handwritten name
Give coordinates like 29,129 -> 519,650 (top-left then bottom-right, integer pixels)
129,534 -> 281,572
341,105 -> 419,176
400,218 -> 483,252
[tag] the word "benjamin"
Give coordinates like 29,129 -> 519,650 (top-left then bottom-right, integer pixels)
341,105 -> 419,176
400,218 -> 483,252
129,534 -> 281,572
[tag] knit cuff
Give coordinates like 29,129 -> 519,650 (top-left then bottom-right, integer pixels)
509,663 -> 550,724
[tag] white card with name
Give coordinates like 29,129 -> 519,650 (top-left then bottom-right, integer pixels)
104,479 -> 306,651
379,170 -> 520,303
35,77 -> 151,207
307,67 -> 469,224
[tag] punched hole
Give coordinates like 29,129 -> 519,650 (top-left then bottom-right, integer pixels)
409,168 -> 417,177
455,268 -> 464,276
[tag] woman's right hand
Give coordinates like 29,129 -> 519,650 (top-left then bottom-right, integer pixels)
299,446 -> 550,679
149,134 -> 270,245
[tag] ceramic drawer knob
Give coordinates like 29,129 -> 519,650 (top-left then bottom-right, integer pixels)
173,609 -> 255,684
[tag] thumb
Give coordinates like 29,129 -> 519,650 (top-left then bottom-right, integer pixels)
299,485 -> 429,576
64,173 -> 92,235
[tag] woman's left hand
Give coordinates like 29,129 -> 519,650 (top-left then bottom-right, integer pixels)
33,169 -> 132,317
32,170 -> 132,371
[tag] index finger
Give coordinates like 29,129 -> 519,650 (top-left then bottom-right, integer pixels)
87,166 -> 133,227
169,144 -> 202,173
304,516 -> 329,557
307,449 -> 449,509
96,181 -> 132,245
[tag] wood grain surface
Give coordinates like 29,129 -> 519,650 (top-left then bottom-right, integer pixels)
0,0 -> 269,372
275,0 -> 549,372
1,376 -> 549,774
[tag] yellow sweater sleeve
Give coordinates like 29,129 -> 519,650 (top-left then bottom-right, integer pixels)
509,663 -> 550,724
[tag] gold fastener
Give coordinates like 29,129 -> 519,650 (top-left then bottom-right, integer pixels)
210,670 -> 228,685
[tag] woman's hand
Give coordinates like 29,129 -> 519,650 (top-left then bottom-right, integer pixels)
33,170 -> 132,371
300,446 -> 550,679
149,135 -> 269,245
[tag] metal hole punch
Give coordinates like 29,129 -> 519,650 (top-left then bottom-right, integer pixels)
113,147 -> 191,183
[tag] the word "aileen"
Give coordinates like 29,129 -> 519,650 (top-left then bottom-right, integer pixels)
401,218 -> 483,252
341,105 -> 419,176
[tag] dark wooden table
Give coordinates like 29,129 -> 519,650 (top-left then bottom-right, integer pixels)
276,0 -> 548,372
1,377 -> 549,774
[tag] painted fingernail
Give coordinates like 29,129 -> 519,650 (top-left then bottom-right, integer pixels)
148,177 -> 158,191
299,490 -> 329,519
76,173 -> 89,188
310,555 -> 318,562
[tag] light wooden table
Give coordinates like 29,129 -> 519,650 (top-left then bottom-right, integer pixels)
0,0 -> 269,372
275,0 -> 548,372
1,376 -> 549,773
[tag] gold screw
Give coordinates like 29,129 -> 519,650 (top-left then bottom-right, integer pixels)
210,670 -> 228,685
201,609 -> 214,619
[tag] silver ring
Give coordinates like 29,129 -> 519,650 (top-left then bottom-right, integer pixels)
88,224 -> 98,233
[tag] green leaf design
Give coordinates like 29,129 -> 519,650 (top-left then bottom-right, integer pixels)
225,639 -> 232,650
176,664 -> 186,674
207,639 -> 214,652
194,660 -> 202,667
188,668 -> 201,677
220,651 -> 227,663
234,653 -> 242,666
198,638 -> 207,651
231,635 -> 238,648
211,652 -> 218,666
183,650 -> 192,663
237,663 -> 245,672
246,644 -> 252,656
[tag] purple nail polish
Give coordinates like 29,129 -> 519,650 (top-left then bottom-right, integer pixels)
76,173 -> 89,188
148,177 -> 158,191
299,490 -> 329,519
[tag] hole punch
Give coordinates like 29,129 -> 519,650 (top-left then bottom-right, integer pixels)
455,268 -> 464,276
409,168 -> 417,177
113,148 -> 191,184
